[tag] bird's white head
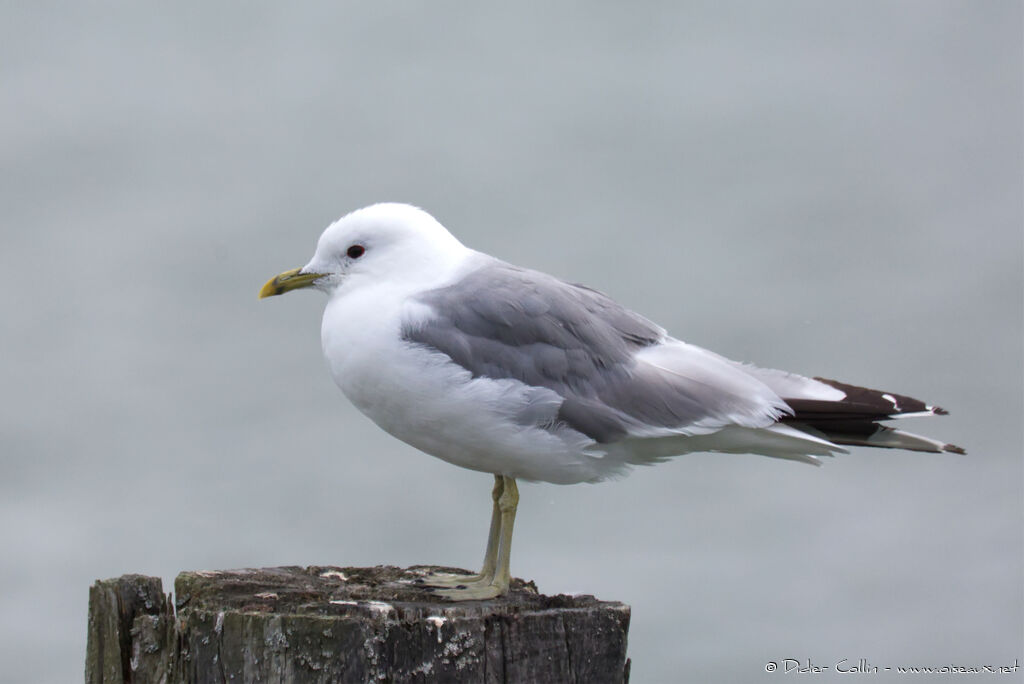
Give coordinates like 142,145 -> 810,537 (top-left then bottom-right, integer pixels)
259,203 -> 468,299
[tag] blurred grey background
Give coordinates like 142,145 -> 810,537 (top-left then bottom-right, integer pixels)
2,2 -> 1020,682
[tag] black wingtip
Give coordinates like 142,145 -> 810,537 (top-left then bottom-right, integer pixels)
943,443 -> 967,455
932,406 -> 950,416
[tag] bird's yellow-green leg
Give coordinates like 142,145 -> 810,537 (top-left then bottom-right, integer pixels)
435,476 -> 519,600
477,475 -> 505,579
419,475 -> 504,587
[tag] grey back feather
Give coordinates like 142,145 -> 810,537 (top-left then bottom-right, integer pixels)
402,259 -> 752,442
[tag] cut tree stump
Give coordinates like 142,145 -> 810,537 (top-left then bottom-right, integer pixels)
85,565 -> 631,683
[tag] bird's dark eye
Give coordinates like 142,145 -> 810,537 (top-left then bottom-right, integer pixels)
347,245 -> 365,259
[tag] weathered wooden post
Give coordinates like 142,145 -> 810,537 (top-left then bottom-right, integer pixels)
85,565 -> 631,683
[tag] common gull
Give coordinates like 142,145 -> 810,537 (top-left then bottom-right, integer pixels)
260,202 -> 963,600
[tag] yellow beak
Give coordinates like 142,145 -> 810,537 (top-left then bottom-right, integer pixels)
259,268 -> 326,299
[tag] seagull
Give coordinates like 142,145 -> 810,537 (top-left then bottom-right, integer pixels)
260,202 -> 963,600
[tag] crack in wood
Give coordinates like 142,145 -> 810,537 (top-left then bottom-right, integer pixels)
86,565 -> 630,684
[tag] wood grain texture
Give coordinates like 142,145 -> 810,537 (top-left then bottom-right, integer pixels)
86,566 -> 631,683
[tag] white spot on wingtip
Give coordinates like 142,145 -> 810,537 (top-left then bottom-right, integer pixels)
890,410 -> 936,419
881,393 -> 899,409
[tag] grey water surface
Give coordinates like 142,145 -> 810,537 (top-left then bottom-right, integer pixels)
1,3 -> 1021,682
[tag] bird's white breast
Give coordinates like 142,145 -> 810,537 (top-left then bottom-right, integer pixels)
319,279 -> 605,484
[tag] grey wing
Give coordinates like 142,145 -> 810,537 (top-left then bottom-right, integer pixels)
402,259 -> 788,443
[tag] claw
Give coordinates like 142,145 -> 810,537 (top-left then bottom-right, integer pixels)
417,475 -> 519,602
417,572 -> 481,588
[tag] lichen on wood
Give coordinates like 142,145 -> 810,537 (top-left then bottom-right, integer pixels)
86,565 -> 631,683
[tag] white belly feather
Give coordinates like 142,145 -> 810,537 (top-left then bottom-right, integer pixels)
321,286 -> 604,484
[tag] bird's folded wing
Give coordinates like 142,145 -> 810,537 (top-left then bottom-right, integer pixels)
402,258 -> 790,443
